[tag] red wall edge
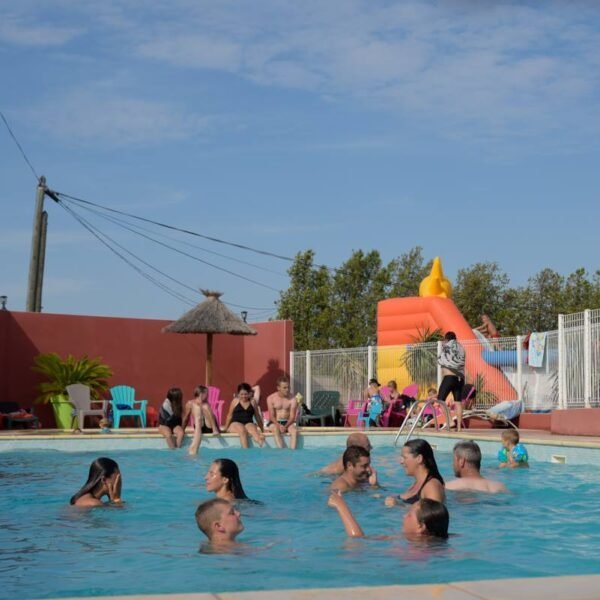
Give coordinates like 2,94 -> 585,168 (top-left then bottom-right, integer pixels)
551,408 -> 600,436
0,310 -> 293,428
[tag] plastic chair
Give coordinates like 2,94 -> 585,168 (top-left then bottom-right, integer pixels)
67,383 -> 107,430
356,397 -> 383,429
0,402 -> 39,429
300,391 -> 340,426
342,399 -> 366,427
207,386 -> 224,427
109,385 -> 147,428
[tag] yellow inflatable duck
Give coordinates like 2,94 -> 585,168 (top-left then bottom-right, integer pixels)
419,256 -> 452,298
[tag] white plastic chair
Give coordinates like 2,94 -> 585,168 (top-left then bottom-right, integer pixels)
67,383 -> 107,430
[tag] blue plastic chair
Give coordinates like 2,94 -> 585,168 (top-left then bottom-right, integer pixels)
356,396 -> 383,429
109,385 -> 147,428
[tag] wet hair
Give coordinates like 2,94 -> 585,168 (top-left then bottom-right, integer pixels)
416,499 -> 449,539
193,385 -> 208,398
444,331 -> 457,341
166,387 -> 183,417
237,382 -> 252,395
453,441 -> 481,470
342,445 -> 370,469
404,439 -> 444,485
501,429 -> 520,445
70,457 -> 120,505
195,498 -> 230,538
213,458 -> 249,500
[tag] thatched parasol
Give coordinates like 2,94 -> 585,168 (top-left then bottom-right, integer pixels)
162,289 -> 257,385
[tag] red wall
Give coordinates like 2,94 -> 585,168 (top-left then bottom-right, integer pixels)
0,310 -> 293,427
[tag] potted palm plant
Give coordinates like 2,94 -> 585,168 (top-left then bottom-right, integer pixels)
32,353 -> 113,429
399,327 -> 443,393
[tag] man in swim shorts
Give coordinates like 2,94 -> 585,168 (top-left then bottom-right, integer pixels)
266,376 -> 298,449
445,441 -> 507,494
437,331 -> 466,432
319,433 -> 377,485
331,446 -> 373,492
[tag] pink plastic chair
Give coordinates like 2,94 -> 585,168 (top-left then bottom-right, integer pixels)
381,384 -> 418,427
343,399 -> 367,427
207,386 -> 224,427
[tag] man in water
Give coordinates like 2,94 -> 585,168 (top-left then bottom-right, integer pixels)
331,446 -> 373,492
319,432 -> 378,486
445,441 -> 507,494
195,498 -> 244,551
266,376 -> 298,449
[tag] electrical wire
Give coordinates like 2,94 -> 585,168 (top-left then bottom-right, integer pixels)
0,110 -> 40,181
55,190 -> 332,270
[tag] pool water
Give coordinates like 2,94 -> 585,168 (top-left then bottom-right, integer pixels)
1,445 -> 600,599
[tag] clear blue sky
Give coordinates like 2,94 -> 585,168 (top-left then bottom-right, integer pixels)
2,1 -> 599,322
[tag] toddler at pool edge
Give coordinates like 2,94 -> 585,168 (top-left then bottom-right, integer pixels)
498,430 -> 529,468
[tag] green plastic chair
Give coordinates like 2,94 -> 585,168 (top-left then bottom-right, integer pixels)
299,391 -> 340,427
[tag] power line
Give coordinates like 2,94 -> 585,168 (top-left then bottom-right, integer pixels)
0,110 -> 40,182
55,190 -> 332,270
59,199 -> 278,312
58,196 -> 281,291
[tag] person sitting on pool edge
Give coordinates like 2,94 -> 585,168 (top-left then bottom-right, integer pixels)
70,457 -> 123,507
319,432 -> 377,485
498,429 -> 529,469
195,498 -> 244,550
446,441 -> 507,493
266,376 -> 298,449
328,492 -> 449,540
183,385 -> 221,456
158,387 -> 185,449
224,382 -> 266,449
331,445 -> 375,492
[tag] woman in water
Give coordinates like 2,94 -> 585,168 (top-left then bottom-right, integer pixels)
70,457 -> 123,507
223,382 -> 265,448
329,492 -> 449,540
158,387 -> 185,449
385,438 -> 445,506
204,458 -> 250,502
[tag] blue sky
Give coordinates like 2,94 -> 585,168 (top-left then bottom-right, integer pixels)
1,1 -> 599,322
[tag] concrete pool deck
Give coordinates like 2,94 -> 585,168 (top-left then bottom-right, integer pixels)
66,574 -> 600,600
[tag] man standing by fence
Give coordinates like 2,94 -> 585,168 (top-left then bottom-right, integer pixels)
438,331 -> 466,432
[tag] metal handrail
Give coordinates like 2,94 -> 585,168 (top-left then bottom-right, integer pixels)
393,399 -> 452,446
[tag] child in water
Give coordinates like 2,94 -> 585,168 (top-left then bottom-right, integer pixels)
498,429 -> 529,468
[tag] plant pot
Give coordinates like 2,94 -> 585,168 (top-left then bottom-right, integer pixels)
50,396 -> 74,429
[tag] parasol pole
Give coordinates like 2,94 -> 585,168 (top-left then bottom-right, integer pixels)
206,332 -> 213,386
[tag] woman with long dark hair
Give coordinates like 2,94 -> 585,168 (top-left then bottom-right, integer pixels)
159,387 -> 184,449
204,458 -> 250,501
223,382 -> 265,448
70,457 -> 123,507
385,438 -> 445,506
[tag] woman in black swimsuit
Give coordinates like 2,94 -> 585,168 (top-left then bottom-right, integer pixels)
158,387 -> 185,449
223,382 -> 265,448
385,438 -> 445,506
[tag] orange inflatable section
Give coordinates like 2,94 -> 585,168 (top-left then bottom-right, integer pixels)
377,296 -> 516,400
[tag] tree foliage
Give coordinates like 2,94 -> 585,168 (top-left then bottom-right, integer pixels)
276,247 -> 600,350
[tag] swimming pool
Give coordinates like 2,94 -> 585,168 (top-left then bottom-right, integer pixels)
1,445 -> 599,599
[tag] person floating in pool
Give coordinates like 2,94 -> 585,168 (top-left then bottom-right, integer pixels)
446,441 -> 508,493
195,498 -> 244,551
204,458 -> 253,503
498,430 -> 529,469
328,492 -> 449,540
385,439 -> 445,506
331,446 -> 375,492
224,382 -> 266,449
158,387 -> 185,449
319,432 -> 374,476
70,457 -> 123,507
266,376 -> 298,449
183,385 -> 221,456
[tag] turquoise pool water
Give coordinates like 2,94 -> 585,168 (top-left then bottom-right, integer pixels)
1,445 -> 599,599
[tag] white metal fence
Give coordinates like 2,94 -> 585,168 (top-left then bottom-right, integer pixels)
291,308 -> 599,412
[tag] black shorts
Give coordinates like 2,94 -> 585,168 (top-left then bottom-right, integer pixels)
438,375 -> 464,404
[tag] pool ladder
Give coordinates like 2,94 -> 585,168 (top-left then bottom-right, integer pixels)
393,399 -> 452,446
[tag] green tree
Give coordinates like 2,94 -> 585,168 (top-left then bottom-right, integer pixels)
388,246 -> 432,298
276,250 -> 332,350
329,250 -> 390,348
453,262 -> 510,328
524,268 -> 565,331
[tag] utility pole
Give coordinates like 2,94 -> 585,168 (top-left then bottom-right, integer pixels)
26,176 -> 48,312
